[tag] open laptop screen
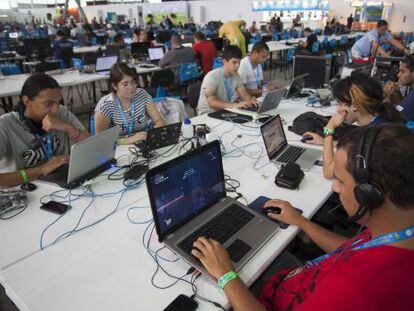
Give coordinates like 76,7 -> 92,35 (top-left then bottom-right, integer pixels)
148,47 -> 164,60
261,115 -> 287,160
146,141 -> 225,239
96,56 -> 117,71
285,73 -> 308,99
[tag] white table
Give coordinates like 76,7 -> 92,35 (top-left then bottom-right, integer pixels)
73,45 -> 105,54
0,99 -> 336,311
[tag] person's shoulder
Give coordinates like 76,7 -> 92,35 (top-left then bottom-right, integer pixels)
135,88 -> 151,99
0,111 -> 20,128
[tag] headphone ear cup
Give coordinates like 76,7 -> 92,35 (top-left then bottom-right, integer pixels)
354,183 -> 384,211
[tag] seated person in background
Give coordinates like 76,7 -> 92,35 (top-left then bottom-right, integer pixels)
0,74 -> 89,188
351,20 -> 410,59
159,34 -> 195,80
197,45 -> 258,115
135,30 -> 155,47
192,31 -> 217,75
113,33 -> 131,60
249,21 -> 258,35
384,54 -> 414,121
304,73 -> 403,179
132,29 -> 140,43
192,124 -> 414,311
297,27 -> 317,54
52,30 -> 73,65
94,63 -> 165,145
106,23 -> 117,38
238,41 -> 269,97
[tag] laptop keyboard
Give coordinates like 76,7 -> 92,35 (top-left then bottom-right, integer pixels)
178,204 -> 254,255
51,164 -> 70,178
243,105 -> 259,112
277,146 -> 306,163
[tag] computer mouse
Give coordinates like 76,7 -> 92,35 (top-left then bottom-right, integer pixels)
301,135 -> 314,143
21,182 -> 37,192
262,206 -> 281,215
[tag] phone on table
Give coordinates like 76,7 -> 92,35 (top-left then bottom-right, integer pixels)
40,201 -> 71,215
163,294 -> 198,311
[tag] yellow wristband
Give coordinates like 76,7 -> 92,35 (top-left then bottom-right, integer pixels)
20,169 -> 29,183
232,103 -> 236,110
120,137 -> 125,145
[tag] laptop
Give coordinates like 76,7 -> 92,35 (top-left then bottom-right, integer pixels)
146,141 -> 279,280
285,73 -> 308,99
148,47 -> 164,61
227,88 -> 287,118
261,115 -> 321,171
39,127 -> 118,189
95,56 -> 118,75
134,122 -> 182,153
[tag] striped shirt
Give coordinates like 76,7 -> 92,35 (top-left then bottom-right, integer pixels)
159,46 -> 196,68
95,88 -> 152,135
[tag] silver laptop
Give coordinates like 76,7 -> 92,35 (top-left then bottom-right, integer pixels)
148,47 -> 164,61
285,73 -> 308,99
145,141 -> 278,280
39,127 -> 118,189
228,88 -> 287,117
261,115 -> 321,171
95,56 -> 117,75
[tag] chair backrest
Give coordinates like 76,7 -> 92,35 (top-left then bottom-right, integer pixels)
273,32 -> 279,41
59,45 -> 74,68
1,63 -> 22,75
213,57 -> 222,69
287,47 -> 296,61
340,35 -> 349,44
311,41 -> 320,54
151,69 -> 175,88
187,82 -> 202,110
179,62 -> 199,83
328,39 -> 336,48
72,57 -> 84,70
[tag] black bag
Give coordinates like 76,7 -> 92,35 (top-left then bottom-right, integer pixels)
289,111 -> 355,140
275,162 -> 304,190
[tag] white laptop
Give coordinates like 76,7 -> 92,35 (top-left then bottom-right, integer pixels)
95,56 -> 118,75
148,47 -> 164,61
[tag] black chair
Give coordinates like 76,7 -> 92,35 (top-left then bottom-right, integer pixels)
187,82 -> 201,116
105,44 -> 120,57
150,69 -> 176,97
59,46 -> 74,68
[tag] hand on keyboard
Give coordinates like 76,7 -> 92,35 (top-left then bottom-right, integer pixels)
41,156 -> 70,176
192,237 -> 235,280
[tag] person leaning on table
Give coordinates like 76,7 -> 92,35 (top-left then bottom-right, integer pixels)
0,73 -> 89,188
191,124 -> 414,310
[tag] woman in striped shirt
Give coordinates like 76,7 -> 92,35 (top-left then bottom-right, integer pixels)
94,63 -> 165,144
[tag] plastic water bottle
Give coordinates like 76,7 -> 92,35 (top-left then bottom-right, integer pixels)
182,117 -> 193,139
262,81 -> 269,97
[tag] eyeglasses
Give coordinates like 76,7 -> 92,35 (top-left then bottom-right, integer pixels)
118,80 -> 138,88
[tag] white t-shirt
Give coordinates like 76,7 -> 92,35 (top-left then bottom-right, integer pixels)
238,56 -> 263,90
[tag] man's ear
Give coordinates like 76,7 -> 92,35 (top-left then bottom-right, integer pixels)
21,95 -> 31,108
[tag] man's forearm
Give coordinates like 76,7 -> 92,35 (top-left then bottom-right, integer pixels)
224,278 -> 266,311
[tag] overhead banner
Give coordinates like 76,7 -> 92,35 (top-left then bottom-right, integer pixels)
252,0 -> 329,12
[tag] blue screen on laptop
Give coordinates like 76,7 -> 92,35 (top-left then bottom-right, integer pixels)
148,145 -> 224,235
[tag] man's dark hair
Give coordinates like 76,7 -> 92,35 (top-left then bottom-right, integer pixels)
304,27 -> 312,33
377,20 -> 388,28
194,31 -> 205,41
21,73 -> 60,100
252,41 -> 269,54
56,30 -> 66,38
337,124 -> 414,209
222,45 -> 242,61
401,54 -> 414,72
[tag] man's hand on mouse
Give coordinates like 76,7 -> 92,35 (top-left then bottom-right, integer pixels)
263,199 -> 305,226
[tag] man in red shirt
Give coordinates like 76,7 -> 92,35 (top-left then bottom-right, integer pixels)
192,124 -> 414,310
192,31 -> 217,75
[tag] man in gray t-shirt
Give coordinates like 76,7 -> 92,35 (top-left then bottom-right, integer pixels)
0,73 -> 89,188
197,45 -> 258,115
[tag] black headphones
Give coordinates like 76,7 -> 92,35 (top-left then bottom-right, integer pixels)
349,126 -> 385,222
16,101 -> 43,135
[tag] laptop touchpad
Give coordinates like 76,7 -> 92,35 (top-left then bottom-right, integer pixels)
226,239 -> 252,263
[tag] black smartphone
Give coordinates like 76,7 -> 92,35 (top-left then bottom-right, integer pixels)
163,294 -> 198,311
40,201 -> 71,215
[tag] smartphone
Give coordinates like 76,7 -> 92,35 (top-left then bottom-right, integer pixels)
40,201 -> 71,215
163,294 -> 198,311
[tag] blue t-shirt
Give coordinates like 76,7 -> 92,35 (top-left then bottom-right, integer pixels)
400,89 -> 414,122
52,39 -> 73,60
352,29 -> 393,57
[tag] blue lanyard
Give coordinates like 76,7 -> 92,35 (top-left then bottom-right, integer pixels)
37,134 -> 53,160
249,57 -> 261,88
307,224 -> 414,267
114,95 -> 135,135
221,69 -> 234,102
